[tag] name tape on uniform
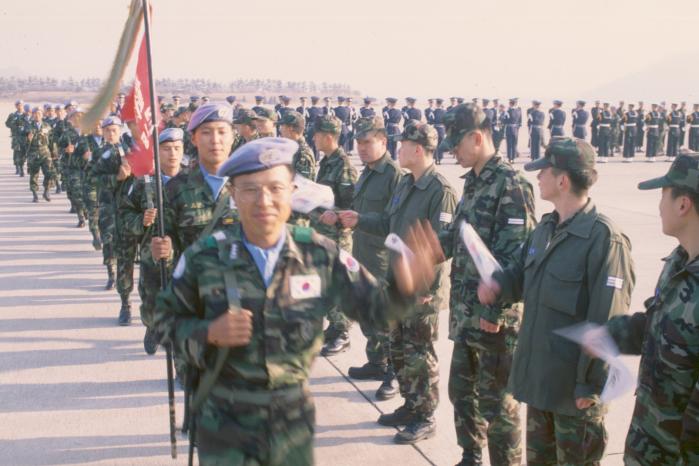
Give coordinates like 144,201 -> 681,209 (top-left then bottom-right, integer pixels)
439,212 -> 453,223
606,276 -> 624,289
507,218 -> 525,225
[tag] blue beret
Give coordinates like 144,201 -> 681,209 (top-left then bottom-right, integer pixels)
553,100 -> 563,105
255,95 -> 264,100
190,96 -> 200,102
54,104 -> 62,110
15,99 -> 23,105
226,95 -> 236,104
32,107 -> 40,113
533,100 -> 541,105
217,137 -> 297,178
406,97 -> 416,103
43,103 -> 51,109
187,103 -> 233,132
172,95 -> 180,99
102,115 -> 122,127
23,104 -> 31,112
159,127 -> 184,144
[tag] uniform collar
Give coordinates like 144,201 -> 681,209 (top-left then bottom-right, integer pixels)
662,246 -> 699,279
227,224 -> 303,266
546,199 -> 597,239
413,163 -> 437,190
461,154 -> 500,183
369,152 -> 392,174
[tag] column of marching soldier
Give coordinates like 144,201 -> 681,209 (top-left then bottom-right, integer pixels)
4,94 -> 698,466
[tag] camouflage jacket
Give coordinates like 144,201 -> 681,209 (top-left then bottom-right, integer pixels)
154,223 -> 409,391
51,119 -> 69,158
164,165 -> 238,258
357,163 -> 457,308
5,111 -> 23,148
59,125 -> 84,170
77,134 -> 106,184
23,120 -> 52,159
311,147 -> 357,244
607,246 -> 699,465
293,137 -> 316,181
91,142 -> 131,204
495,200 -> 635,416
351,152 -> 401,278
438,156 -> 536,345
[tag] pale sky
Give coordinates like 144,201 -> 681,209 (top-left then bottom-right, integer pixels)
2,0 -> 698,102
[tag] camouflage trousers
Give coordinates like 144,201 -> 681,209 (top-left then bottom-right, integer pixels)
66,169 -> 86,222
13,147 -> 26,168
325,234 -> 353,334
27,153 -> 54,193
197,383 -> 315,466
82,176 -> 100,242
138,241 -> 172,329
54,156 -> 64,186
97,198 -> 117,267
116,233 -> 138,303
526,404 -> 608,466
358,319 -> 389,366
390,304 -> 439,416
448,339 -> 521,466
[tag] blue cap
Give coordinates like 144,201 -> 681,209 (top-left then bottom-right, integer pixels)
553,100 -> 563,106
23,104 -> 31,112
158,127 -> 184,144
255,95 -> 264,101
101,115 -> 122,128
43,103 -> 51,110
190,95 -> 200,102
32,106 -> 40,113
15,99 -> 23,105
226,95 -> 236,104
533,100 -> 541,105
217,137 -> 297,178
187,103 -> 233,132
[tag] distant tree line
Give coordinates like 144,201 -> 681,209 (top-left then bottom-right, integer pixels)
0,75 -> 360,97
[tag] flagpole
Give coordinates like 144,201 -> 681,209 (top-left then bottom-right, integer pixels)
141,0 -> 177,459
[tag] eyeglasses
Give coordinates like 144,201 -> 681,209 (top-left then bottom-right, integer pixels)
233,183 -> 292,202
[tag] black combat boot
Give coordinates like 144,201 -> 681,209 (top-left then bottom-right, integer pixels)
377,404 -> 416,427
321,331 -> 350,356
375,365 -> 398,400
393,415 -> 436,444
43,187 -> 51,202
14,165 -> 19,175
455,449 -> 483,466
348,362 -> 386,381
118,299 -> 132,326
19,166 -> 24,177
105,265 -> 116,290
55,184 -> 61,194
77,213 -> 86,228
143,327 -> 158,355
32,191 -> 39,203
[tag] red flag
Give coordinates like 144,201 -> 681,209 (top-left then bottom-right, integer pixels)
121,35 -> 160,176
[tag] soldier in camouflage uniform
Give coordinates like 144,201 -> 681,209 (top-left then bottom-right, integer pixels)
79,121 -> 106,250
154,137 -> 441,466
231,108 -> 260,154
24,107 -> 55,203
119,128 -> 184,355
278,111 -> 316,181
583,154 -> 699,466
310,115 -> 358,356
91,116 -> 134,324
479,138 -> 635,466
5,100 -> 24,176
51,104 -> 70,194
340,121 -> 457,444
437,103 -> 536,466
60,110 -> 87,227
150,104 -> 239,381
342,116 -> 402,400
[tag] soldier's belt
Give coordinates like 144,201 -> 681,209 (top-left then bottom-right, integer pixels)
552,125 -> 563,128
669,125 -> 680,128
646,125 -> 658,129
598,124 -> 611,128
690,125 -> 699,128
625,124 -> 637,127
210,382 -> 308,406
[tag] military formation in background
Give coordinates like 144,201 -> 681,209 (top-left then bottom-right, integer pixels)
4,94 -> 699,466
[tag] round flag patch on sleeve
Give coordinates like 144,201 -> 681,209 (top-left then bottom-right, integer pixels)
339,249 -> 360,273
